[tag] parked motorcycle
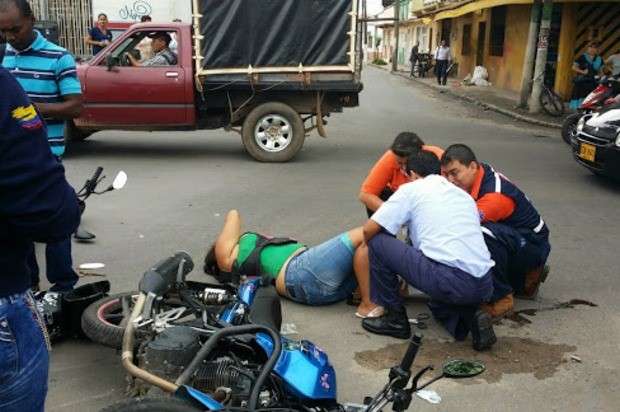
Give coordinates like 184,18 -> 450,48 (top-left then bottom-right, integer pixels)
86,252 -> 484,411
562,75 -> 620,145
74,167 -> 127,241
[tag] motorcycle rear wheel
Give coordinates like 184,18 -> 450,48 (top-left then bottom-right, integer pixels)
81,292 -> 138,349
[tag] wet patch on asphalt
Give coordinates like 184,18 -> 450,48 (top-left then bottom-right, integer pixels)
354,337 -> 577,383
505,299 -> 598,326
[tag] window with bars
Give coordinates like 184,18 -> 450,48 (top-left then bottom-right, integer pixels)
462,24 -> 472,55
489,6 -> 507,57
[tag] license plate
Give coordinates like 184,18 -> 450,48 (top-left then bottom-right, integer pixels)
579,143 -> 596,162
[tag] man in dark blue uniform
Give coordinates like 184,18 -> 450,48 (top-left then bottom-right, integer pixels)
0,66 -> 80,411
441,144 -> 551,317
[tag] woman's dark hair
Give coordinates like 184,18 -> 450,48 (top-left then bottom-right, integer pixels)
390,132 -> 424,157
203,244 -> 219,276
97,13 -> 108,19
440,143 -> 478,167
0,0 -> 33,18
141,15 -> 152,22
588,41 -> 599,49
407,150 -> 440,177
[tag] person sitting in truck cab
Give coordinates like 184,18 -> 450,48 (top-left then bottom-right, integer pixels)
125,31 -> 176,67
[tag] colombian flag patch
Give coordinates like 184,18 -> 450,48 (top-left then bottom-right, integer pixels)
12,105 -> 43,130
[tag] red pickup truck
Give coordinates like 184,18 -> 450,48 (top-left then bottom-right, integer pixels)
70,1 -> 362,162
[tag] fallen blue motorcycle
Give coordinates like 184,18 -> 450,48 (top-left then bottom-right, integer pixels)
95,252 -> 483,411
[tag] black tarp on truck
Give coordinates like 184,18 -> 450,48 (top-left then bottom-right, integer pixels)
197,0 -> 353,69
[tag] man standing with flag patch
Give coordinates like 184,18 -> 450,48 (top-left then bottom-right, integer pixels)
0,0 -> 83,292
0,65 -> 80,411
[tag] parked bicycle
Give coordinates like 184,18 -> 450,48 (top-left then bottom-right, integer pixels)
535,71 -> 565,117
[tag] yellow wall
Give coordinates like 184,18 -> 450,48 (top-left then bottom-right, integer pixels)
485,5 -> 530,92
555,3 -> 577,99
444,5 -> 530,92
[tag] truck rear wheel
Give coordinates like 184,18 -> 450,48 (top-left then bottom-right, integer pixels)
241,102 -> 305,162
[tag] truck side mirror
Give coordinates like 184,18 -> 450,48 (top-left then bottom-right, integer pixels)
106,54 -> 119,71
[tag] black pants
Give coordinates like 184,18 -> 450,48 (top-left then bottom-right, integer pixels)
436,59 -> 448,85
482,222 -> 551,299
409,56 -> 419,76
365,187 -> 394,218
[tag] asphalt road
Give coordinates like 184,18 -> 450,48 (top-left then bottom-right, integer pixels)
45,67 -> 619,411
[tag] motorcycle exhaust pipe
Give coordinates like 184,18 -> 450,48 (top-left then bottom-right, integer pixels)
121,292 -> 179,393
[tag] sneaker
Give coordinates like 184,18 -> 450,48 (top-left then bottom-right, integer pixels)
521,265 -> 550,300
361,306 -> 411,339
471,310 -> 497,351
480,293 -> 514,318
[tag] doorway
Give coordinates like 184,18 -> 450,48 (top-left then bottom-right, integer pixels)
476,22 -> 486,66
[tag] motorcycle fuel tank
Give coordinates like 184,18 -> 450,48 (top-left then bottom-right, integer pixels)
256,334 -> 337,400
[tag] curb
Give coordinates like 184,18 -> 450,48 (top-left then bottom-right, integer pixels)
370,64 -> 562,129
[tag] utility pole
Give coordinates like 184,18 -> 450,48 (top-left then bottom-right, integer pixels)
391,0 -> 400,72
529,0 -> 553,113
518,0 -> 542,108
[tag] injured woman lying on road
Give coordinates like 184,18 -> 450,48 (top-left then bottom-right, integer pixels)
203,210 -> 382,318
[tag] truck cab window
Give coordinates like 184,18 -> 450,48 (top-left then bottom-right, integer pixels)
104,31 -> 178,67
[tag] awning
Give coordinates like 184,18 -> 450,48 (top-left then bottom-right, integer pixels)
433,0 -> 613,21
434,0 -> 532,21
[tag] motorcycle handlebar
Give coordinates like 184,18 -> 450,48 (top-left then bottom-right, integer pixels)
87,167 -> 103,192
139,251 -> 194,295
399,333 -> 423,372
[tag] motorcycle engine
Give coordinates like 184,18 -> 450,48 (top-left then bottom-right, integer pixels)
193,357 -> 255,406
141,325 -> 202,382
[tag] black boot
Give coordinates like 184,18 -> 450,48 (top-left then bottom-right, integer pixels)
362,306 -> 411,339
471,310 -> 497,351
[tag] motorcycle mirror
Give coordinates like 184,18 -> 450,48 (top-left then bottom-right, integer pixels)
112,171 -> 128,190
441,359 -> 485,378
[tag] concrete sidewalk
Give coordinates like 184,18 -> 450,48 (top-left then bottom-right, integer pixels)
374,64 -> 563,129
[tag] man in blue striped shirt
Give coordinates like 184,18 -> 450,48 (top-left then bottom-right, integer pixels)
0,0 -> 82,157
1,0 -> 82,292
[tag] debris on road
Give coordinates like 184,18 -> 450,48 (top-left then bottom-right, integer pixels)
416,389 -> 442,404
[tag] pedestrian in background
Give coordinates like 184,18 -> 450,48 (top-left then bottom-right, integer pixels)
434,39 -> 451,86
85,13 -> 112,55
570,42 -> 603,110
0,0 -> 83,292
409,42 -> 419,77
0,65 -> 80,412
605,49 -> 620,76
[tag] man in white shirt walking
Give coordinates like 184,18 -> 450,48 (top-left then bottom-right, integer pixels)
360,151 -> 497,351
434,39 -> 451,86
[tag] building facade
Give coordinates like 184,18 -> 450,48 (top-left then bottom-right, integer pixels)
379,1 -> 620,100
418,0 -> 620,98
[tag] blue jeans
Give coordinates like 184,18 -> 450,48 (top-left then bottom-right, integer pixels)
27,238 -> 78,291
285,233 -> 358,305
0,291 -> 50,411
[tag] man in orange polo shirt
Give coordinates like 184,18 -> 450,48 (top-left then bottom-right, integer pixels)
441,144 -> 551,317
359,132 -> 444,216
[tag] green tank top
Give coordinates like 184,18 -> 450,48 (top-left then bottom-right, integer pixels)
236,233 -> 305,280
